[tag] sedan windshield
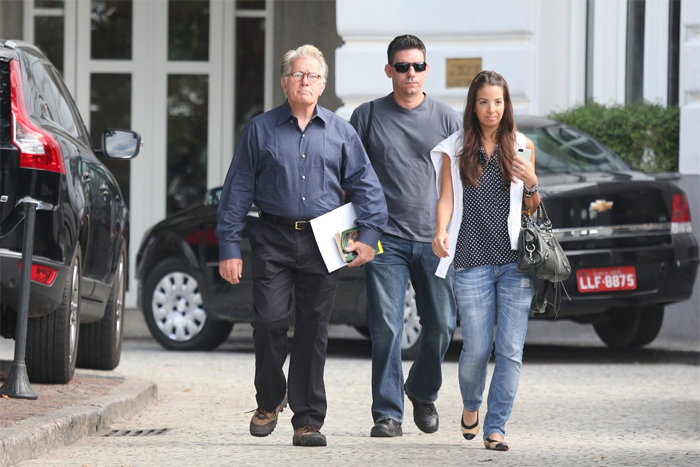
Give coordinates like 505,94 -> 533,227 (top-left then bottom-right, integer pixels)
520,124 -> 630,174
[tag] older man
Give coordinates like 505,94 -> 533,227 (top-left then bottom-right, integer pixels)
217,45 -> 387,447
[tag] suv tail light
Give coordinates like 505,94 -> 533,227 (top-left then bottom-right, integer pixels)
18,261 -> 58,286
9,60 -> 64,174
671,193 -> 692,234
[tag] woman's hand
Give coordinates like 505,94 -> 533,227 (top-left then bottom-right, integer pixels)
517,138 -> 541,211
432,230 -> 450,258
512,155 -> 537,189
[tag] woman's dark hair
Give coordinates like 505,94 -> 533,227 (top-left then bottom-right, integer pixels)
387,35 -> 426,64
458,70 -> 516,187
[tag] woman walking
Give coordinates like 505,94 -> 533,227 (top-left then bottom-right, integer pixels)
430,70 -> 540,451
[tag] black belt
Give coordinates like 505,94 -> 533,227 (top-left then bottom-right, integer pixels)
259,212 -> 312,230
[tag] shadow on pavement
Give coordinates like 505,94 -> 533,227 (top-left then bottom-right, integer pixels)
323,337 -> 700,366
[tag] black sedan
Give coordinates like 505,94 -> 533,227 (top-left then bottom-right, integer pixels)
136,116 -> 698,355
0,40 -> 140,383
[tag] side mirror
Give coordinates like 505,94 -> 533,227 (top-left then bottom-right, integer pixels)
102,129 -> 142,159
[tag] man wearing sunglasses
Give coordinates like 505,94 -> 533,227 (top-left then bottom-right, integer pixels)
350,34 -> 461,438
218,45 -> 387,447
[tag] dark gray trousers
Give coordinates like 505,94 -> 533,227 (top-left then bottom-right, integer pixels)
249,219 -> 340,429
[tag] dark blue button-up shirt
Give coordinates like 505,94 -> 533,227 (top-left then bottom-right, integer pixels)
217,101 -> 388,260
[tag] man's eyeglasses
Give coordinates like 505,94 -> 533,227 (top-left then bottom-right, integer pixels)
390,62 -> 427,73
286,71 -> 323,83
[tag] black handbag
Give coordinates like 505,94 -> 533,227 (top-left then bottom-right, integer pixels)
517,202 -> 571,314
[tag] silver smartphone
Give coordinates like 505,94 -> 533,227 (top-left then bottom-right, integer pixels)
517,148 -> 532,162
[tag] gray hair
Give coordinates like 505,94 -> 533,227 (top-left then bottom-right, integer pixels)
280,44 -> 328,81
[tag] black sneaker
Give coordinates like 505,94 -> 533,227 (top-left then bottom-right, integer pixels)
292,425 -> 327,447
370,418 -> 403,437
407,393 -> 439,433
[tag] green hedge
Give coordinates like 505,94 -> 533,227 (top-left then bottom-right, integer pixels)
548,100 -> 680,173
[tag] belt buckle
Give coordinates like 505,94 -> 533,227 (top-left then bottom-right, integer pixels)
294,221 -> 307,230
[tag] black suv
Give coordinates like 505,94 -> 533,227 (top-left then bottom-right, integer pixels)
0,40 -> 140,383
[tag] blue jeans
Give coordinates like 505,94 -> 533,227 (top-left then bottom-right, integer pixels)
365,234 -> 457,423
454,262 -> 534,439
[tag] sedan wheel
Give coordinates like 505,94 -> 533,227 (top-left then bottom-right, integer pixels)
401,282 -> 423,360
142,259 -> 233,350
593,305 -> 664,349
355,283 -> 424,360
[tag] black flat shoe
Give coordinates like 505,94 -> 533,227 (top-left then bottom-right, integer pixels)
484,437 -> 509,451
460,412 -> 479,440
370,419 -> 403,438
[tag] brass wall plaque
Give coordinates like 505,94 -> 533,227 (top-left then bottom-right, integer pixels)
446,58 -> 482,88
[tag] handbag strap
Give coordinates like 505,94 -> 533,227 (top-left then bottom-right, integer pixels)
536,202 -> 553,230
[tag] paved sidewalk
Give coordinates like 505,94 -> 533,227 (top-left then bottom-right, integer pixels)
0,348 -> 156,467
1,307 -> 699,466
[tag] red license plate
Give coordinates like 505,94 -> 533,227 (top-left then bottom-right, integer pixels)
576,266 -> 637,293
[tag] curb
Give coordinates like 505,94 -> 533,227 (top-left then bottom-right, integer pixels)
0,376 -> 157,467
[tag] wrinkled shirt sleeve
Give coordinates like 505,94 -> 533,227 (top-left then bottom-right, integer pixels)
216,122 -> 257,260
341,128 -> 387,248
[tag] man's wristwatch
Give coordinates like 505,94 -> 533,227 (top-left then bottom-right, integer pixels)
524,183 -> 538,198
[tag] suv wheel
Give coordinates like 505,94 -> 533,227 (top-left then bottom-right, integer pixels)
143,259 -> 233,350
26,246 -> 81,384
77,245 -> 126,370
593,305 -> 665,349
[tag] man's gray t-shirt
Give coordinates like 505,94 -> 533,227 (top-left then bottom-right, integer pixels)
350,93 -> 461,242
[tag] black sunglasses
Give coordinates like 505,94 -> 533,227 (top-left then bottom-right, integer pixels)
391,61 -> 427,73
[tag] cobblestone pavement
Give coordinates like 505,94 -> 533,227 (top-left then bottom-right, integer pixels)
5,309 -> 699,467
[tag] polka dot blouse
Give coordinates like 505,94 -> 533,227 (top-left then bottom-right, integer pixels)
454,147 -> 517,269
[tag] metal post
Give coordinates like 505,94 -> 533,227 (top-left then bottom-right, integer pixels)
1,201 -> 39,399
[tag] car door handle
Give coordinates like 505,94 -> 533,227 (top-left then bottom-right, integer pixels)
83,172 -> 91,183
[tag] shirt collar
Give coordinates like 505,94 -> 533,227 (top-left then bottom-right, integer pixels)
479,146 -> 500,166
276,100 -> 329,126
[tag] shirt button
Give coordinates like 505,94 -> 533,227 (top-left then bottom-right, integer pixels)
301,154 -> 306,158
302,196 -> 306,201
301,175 -> 306,179
302,134 -> 305,138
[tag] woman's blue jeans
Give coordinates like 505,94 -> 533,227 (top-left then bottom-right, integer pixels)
365,234 -> 457,423
454,262 -> 534,439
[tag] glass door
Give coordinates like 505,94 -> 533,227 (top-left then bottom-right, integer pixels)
26,0 -> 272,306
71,0 -> 233,306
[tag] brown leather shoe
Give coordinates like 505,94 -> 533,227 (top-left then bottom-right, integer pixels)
292,425 -> 327,447
249,394 -> 288,437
